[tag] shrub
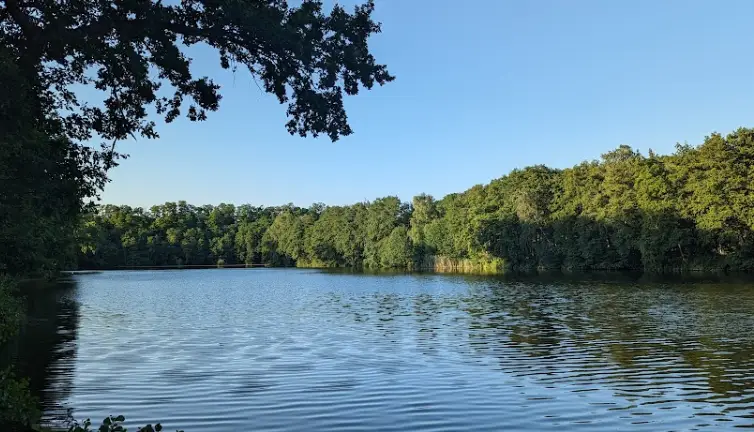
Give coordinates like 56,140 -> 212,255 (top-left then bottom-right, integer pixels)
67,416 -> 183,432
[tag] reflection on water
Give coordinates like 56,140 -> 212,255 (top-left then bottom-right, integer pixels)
1,278 -> 80,425
14,270 -> 754,431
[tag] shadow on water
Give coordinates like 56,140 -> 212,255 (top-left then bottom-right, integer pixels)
0,277 -> 81,425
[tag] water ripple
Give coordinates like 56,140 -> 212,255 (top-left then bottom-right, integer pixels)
18,270 -> 754,431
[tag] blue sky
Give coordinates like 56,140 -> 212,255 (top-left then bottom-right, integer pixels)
102,0 -> 754,208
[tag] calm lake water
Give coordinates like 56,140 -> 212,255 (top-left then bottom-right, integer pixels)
10,269 -> 754,431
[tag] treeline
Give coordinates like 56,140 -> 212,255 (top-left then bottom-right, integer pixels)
1,0 -> 394,428
78,128 -> 754,272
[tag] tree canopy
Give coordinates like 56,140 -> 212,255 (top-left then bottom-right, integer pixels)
2,0 -> 393,143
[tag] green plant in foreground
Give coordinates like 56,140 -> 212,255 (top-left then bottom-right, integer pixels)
0,276 -> 23,343
0,369 -> 40,428
67,416 -> 183,432
0,276 -> 40,431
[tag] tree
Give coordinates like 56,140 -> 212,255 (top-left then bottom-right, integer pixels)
261,210 -> 310,266
305,206 -> 348,267
363,197 -> 409,267
409,194 -> 438,249
2,0 -> 394,145
236,210 -> 273,265
334,203 -> 368,267
3,2 -> 396,427
1,0 -> 395,274
379,226 -> 412,268
0,50 -> 106,276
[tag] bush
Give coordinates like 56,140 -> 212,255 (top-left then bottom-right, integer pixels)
0,369 -> 40,429
68,416 -> 183,432
0,277 -> 40,431
0,276 -> 23,344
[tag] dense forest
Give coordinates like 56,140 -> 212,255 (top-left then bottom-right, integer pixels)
79,128 -> 754,273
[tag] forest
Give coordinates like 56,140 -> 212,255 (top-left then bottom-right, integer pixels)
78,127 -> 754,273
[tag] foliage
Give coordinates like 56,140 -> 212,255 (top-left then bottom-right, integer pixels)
0,368 -> 40,428
1,0 -> 393,143
2,0 -> 393,429
1,0 -> 392,277
0,276 -> 23,344
0,49 -> 109,277
77,127 -> 754,273
67,416 -> 183,432
379,227 -> 412,269
0,277 -> 40,431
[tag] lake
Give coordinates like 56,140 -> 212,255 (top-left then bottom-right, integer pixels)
11,269 -> 754,431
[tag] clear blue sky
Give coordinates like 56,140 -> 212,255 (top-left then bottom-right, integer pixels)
102,0 -> 754,208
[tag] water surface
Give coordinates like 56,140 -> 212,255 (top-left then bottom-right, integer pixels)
17,270 -> 754,430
